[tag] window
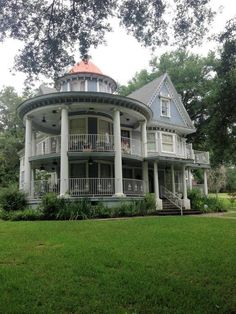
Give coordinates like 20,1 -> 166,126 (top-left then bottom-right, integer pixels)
100,163 -> 111,178
20,171 -> 24,188
88,80 -> 97,92
70,118 -> 86,134
99,81 -> 107,92
99,120 -> 111,135
121,130 -> 131,153
161,98 -> 170,117
147,133 -> 156,152
161,133 -> 175,153
70,163 -> 86,178
80,80 -> 85,91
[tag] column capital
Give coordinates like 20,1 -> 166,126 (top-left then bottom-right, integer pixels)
139,119 -> 147,124
112,107 -> 120,113
59,105 -> 68,111
26,114 -> 33,121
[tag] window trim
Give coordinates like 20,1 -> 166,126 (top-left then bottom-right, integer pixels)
160,98 -> 171,118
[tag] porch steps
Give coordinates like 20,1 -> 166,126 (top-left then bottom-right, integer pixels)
157,209 -> 202,216
162,198 -> 179,210
159,198 -> 202,216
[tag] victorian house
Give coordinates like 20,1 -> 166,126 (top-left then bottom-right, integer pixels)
18,60 -> 210,210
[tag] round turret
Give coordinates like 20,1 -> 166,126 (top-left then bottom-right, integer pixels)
57,60 -> 117,93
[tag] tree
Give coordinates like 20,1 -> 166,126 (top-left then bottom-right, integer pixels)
207,19 -> 236,165
208,166 -> 227,194
0,86 -> 24,135
0,0 -> 215,80
0,87 -> 26,186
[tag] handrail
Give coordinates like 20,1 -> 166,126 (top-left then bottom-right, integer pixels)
160,185 -> 183,215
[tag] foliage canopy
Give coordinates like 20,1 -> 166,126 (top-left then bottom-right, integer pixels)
0,0 -> 215,79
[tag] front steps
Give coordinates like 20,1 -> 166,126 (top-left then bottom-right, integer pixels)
157,209 -> 202,216
158,198 -> 202,216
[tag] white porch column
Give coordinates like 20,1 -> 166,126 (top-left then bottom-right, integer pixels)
182,165 -> 190,209
113,109 -> 124,197
154,161 -> 163,209
31,168 -> 35,198
142,161 -> 149,193
171,164 -> 175,195
203,169 -> 208,196
141,120 -> 147,157
188,168 -> 192,191
24,116 -> 32,195
31,131 -> 36,157
60,107 -> 69,196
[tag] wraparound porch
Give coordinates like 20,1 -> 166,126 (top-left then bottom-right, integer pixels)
31,178 -> 144,199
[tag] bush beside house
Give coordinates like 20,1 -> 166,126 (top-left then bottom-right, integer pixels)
0,192 -> 157,221
188,188 -> 227,212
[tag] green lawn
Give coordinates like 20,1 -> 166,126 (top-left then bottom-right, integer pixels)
0,217 -> 236,314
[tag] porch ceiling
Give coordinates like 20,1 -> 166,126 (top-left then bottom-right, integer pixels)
17,92 -> 153,134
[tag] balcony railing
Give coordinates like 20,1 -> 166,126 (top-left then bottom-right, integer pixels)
194,150 -> 210,165
31,178 -> 144,198
35,136 -> 61,156
69,134 -> 114,152
121,137 -> 142,156
186,143 -> 194,159
34,134 -> 142,157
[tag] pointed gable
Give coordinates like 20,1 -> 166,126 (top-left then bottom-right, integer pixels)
128,73 -> 195,133
128,74 -> 165,105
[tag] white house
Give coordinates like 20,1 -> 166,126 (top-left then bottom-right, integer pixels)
18,60 -> 210,210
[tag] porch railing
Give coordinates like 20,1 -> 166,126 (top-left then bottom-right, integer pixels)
32,179 -> 60,198
69,178 -> 115,196
36,136 -> 61,156
160,185 -> 183,215
186,143 -> 194,159
123,179 -> 144,196
69,134 -> 114,152
31,178 -> 144,198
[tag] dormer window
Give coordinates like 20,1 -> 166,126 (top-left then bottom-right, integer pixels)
161,98 -> 171,117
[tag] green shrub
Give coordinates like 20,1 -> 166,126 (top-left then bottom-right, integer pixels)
143,193 -> 156,211
39,193 -> 67,219
0,186 -> 27,212
228,191 -> 236,207
56,198 -> 93,220
0,209 -> 43,221
188,188 -> 227,212
93,203 -> 111,218
204,197 -> 226,213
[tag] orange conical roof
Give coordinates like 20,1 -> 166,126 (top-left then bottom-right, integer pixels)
69,60 -> 103,75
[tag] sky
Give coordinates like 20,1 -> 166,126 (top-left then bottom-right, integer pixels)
0,0 -> 235,94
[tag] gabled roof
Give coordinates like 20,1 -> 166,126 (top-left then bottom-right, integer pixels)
127,73 -> 195,131
127,74 -> 166,105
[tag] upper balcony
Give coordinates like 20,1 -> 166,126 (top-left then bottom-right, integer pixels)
34,134 -> 142,158
31,134 -> 210,166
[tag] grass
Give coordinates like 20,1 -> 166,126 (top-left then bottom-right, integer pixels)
0,217 -> 236,314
